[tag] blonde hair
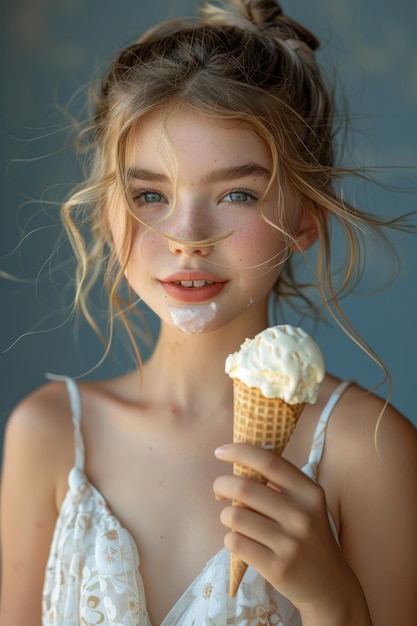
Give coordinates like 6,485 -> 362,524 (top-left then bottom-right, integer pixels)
61,0 -> 409,371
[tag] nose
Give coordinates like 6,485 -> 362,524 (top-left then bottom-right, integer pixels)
166,205 -> 215,256
168,236 -> 212,256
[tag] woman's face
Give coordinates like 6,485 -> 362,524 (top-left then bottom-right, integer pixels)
108,108 -> 303,334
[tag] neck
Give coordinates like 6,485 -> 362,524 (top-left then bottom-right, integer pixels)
141,303 -> 270,411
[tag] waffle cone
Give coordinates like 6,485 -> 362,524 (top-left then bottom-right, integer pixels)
229,378 -> 306,597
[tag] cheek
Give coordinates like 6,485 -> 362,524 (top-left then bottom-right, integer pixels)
108,206 -> 138,268
125,227 -> 160,269
232,221 -> 287,266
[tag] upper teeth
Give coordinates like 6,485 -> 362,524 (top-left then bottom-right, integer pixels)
174,280 -> 214,288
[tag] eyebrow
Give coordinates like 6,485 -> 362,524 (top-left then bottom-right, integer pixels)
127,163 -> 271,184
205,163 -> 271,184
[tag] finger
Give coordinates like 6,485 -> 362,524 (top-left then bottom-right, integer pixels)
224,527 -> 274,576
214,473 -> 306,530
224,525 -> 300,594
215,443 -> 313,493
220,503 -> 302,578
224,507 -> 282,583
214,472 -> 281,512
223,509 -> 278,560
220,501 -> 285,547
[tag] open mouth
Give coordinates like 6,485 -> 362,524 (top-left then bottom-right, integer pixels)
173,280 -> 215,288
161,277 -> 227,303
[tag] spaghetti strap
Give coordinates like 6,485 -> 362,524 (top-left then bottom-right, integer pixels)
46,373 -> 85,471
301,379 -> 351,480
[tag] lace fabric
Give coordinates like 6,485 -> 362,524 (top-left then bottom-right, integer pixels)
42,376 -> 350,625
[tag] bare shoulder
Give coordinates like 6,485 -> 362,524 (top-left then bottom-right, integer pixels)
3,379 -> 80,497
0,380 -> 79,619
324,378 -> 417,542
327,380 -> 417,471
322,382 -> 417,624
6,379 -> 75,451
316,376 -> 417,518
5,370 -> 140,457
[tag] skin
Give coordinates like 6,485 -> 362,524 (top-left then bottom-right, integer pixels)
1,109 -> 416,625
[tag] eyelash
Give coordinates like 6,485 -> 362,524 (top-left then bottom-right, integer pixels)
129,187 -> 260,207
130,190 -> 166,206
222,188 -> 260,205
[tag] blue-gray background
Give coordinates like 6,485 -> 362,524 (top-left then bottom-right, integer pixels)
1,0 -> 416,458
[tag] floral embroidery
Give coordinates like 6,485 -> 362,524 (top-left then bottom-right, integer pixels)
42,466 -> 304,626
103,597 -> 117,619
244,602 -> 284,625
105,530 -> 118,540
42,468 -> 149,626
42,373 -> 339,625
254,604 -> 268,621
202,582 -> 213,598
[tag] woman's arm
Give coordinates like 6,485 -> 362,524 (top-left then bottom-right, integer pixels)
0,384 -> 72,625
213,390 -> 417,625
334,393 -> 417,626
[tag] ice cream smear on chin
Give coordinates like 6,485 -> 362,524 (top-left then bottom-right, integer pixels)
225,324 -> 325,404
169,302 -> 217,333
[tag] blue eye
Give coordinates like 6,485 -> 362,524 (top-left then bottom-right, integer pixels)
131,190 -> 165,205
222,189 -> 259,204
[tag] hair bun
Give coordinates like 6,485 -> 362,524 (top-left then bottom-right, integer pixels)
200,0 -> 319,51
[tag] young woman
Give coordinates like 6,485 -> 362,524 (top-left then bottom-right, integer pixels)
1,1 -> 416,624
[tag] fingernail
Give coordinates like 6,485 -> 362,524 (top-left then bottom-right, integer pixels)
214,444 -> 231,458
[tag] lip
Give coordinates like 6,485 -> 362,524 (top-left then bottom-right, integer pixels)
159,271 -> 228,303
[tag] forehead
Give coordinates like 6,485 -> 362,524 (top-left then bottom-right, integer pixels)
125,108 -> 273,177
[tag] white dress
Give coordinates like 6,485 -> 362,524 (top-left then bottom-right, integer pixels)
42,377 -> 350,626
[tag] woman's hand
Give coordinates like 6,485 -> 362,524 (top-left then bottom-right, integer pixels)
213,443 -> 371,625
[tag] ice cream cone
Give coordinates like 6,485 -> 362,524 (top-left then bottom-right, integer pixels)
225,325 -> 325,597
229,377 -> 306,597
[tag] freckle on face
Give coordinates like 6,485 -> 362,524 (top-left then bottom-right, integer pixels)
117,108 -> 294,330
